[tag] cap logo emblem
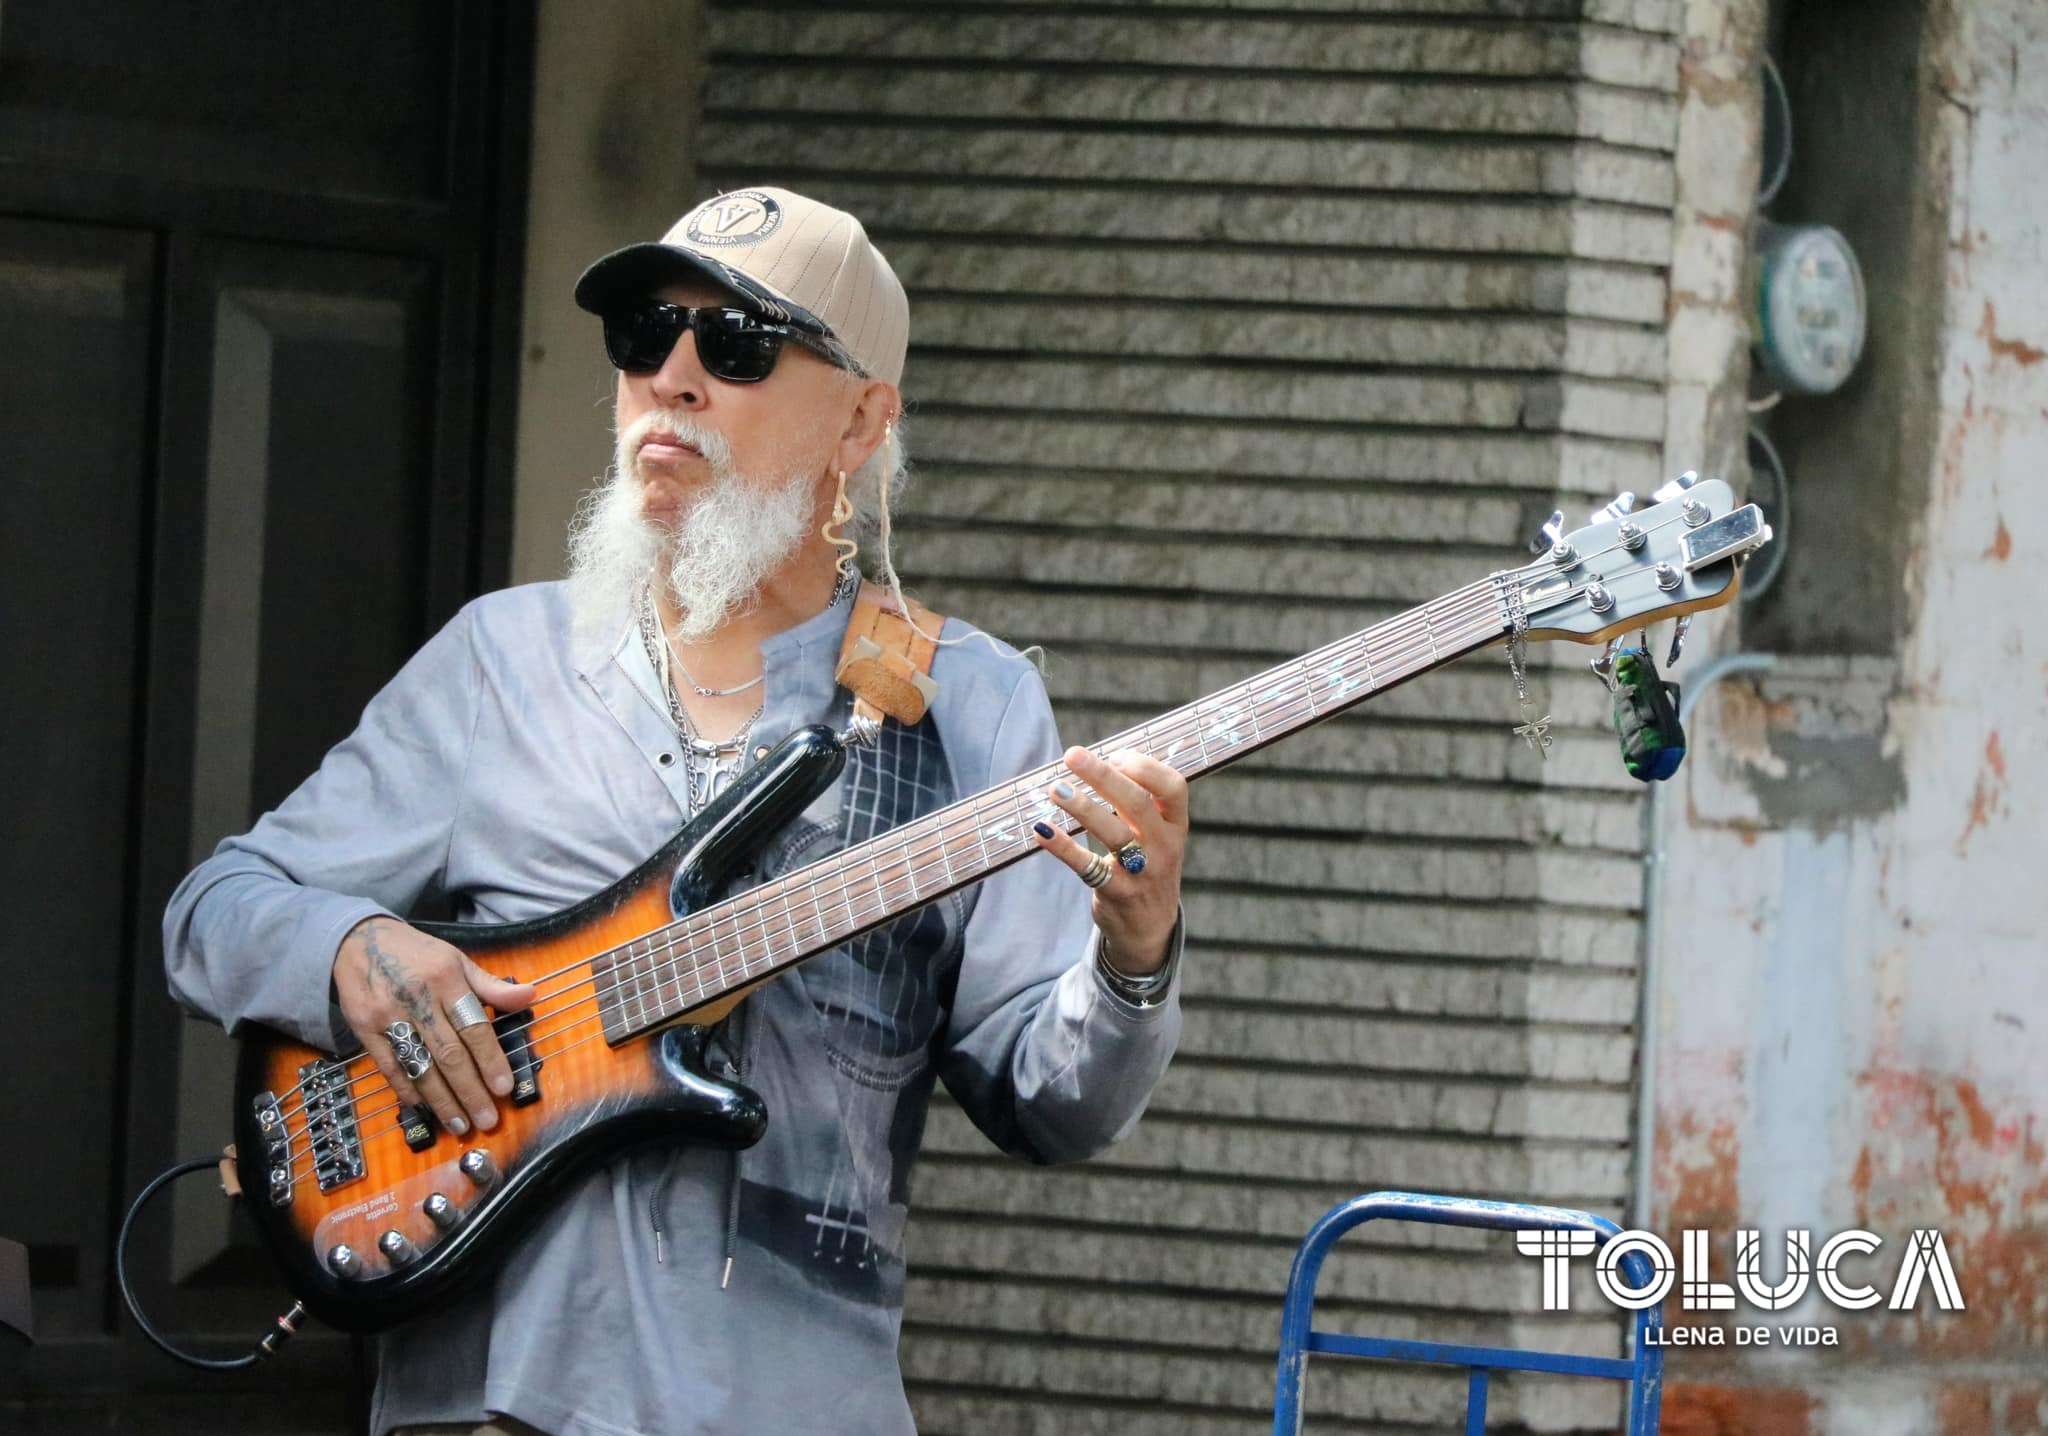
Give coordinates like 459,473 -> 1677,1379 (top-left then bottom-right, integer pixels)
686,190 -> 783,248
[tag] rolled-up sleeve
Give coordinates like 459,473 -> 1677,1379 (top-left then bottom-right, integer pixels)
935,665 -> 1184,1165
162,605 -> 480,1049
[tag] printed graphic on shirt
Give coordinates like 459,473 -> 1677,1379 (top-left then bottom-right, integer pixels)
802,710 -> 957,1283
727,698 -> 962,1304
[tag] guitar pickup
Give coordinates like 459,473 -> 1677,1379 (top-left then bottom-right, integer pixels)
500,1009 -> 543,1106
400,1103 -> 438,1152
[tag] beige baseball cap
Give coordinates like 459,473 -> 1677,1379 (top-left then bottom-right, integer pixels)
574,186 -> 910,387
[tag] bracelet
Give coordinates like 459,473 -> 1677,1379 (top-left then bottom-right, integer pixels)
1096,933 -> 1175,1008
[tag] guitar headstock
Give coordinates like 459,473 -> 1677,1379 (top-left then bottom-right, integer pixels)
1511,476 -> 1772,645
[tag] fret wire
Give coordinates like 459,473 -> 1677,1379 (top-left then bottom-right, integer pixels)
973,792 -> 996,869
867,841 -> 890,932
630,942 -> 649,1033
644,936 -> 664,1030
835,860 -> 859,931
735,885 -> 767,984
639,934 -> 658,1017
806,869 -> 830,950
659,932 -> 684,1018
776,881 -> 802,959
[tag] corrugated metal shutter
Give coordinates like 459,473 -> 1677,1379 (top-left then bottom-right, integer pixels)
697,4 -> 1680,1428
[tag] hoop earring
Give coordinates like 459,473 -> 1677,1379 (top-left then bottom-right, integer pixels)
822,468 -> 858,579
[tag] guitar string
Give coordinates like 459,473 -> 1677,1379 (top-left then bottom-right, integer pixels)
266,553 -> 1587,1150
270,520 -> 1691,1153
288,540 -> 1695,1179
274,581 -> 1554,1172
281,601 -> 1507,1175
265,570 -> 1506,1137
273,588 -> 1509,1170
267,548 -> 1633,1160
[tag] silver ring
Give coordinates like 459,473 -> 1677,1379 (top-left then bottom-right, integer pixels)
449,992 -> 490,1030
1115,840 -> 1147,875
1079,850 -> 1115,890
384,1020 -> 433,1080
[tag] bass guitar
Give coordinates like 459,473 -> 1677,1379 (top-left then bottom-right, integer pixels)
231,476 -> 1768,1333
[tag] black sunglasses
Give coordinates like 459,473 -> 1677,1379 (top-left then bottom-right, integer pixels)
600,301 -> 843,383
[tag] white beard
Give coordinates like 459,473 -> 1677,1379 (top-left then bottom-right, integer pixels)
566,410 -> 820,647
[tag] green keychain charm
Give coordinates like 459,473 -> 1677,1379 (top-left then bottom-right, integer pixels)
1609,647 -> 1686,782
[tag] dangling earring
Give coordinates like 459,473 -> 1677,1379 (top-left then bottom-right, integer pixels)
822,468 -> 858,579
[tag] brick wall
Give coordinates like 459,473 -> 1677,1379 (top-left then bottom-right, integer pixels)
695,4 -> 1684,1428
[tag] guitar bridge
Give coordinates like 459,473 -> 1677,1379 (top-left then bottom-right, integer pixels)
252,1090 -> 294,1206
301,1057 -> 365,1194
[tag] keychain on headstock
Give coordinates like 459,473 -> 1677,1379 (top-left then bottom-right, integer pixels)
1593,635 -> 1687,782
1507,472 -> 1746,783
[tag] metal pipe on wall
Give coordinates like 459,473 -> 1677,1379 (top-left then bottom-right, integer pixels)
1630,651 -> 1780,1230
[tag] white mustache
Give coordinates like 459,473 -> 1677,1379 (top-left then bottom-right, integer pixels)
619,410 -> 734,479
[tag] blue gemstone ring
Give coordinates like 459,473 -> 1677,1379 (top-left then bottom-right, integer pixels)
1116,841 -> 1147,875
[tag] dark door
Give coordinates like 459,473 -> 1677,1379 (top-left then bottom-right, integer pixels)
0,3 -> 532,1425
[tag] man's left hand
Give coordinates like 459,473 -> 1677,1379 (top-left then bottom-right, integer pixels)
1031,745 -> 1189,974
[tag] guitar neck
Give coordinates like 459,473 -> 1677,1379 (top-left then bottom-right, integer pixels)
593,577 -> 1509,1043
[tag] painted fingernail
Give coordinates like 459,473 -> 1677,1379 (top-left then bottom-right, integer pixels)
448,1115 -> 470,1136
1053,782 -> 1076,800
1033,821 -> 1055,839
491,1073 -> 513,1096
474,1108 -> 497,1131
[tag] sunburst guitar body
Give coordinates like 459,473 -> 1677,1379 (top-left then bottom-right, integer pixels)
232,725 -> 848,1334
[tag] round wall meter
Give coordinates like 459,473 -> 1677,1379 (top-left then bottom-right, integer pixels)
1751,220 -> 1868,395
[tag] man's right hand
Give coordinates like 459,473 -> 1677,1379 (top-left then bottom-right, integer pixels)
333,916 -> 537,1137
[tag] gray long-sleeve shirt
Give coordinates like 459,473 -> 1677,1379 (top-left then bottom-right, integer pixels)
162,580 -> 1183,1436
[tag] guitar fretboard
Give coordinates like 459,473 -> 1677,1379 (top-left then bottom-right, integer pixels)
592,578 -> 1508,1043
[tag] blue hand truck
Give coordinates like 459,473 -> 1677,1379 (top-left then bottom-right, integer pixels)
1272,1191 -> 1665,1435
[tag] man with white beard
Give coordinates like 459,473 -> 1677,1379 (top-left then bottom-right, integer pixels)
164,187 -> 1190,1436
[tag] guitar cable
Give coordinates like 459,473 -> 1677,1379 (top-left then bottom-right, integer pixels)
117,1156 -> 308,1370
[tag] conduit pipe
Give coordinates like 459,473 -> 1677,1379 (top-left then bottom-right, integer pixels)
1629,652 -> 1780,1230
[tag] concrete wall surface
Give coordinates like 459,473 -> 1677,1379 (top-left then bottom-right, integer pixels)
672,3 -> 1684,1432
512,0 -> 708,586
1650,1 -> 2048,1431
506,0 -> 2047,1431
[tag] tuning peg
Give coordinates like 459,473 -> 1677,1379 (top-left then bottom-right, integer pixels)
1590,491 -> 1638,526
1666,614 -> 1694,667
1652,470 -> 1702,504
1527,509 -> 1566,557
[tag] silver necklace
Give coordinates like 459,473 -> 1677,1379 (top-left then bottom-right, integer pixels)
641,569 -> 860,698
638,571 -> 860,811
636,605 -> 761,812
641,588 -> 762,698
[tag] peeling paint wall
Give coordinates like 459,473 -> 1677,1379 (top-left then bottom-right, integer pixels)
1652,0 -> 2048,1429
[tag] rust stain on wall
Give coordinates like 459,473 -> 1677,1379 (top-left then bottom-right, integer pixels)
1981,300 -> 2047,366
1940,383 -> 1977,504
1659,1381 -> 1815,1436
1958,731 -> 2010,853
1940,1383 -> 1996,1435
1986,518 -> 2013,559
2004,1386 -> 2048,1432
1665,1112 -> 1743,1238
1853,1065 -> 2048,1355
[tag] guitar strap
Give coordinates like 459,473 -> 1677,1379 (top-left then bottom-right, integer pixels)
833,581 -> 945,727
